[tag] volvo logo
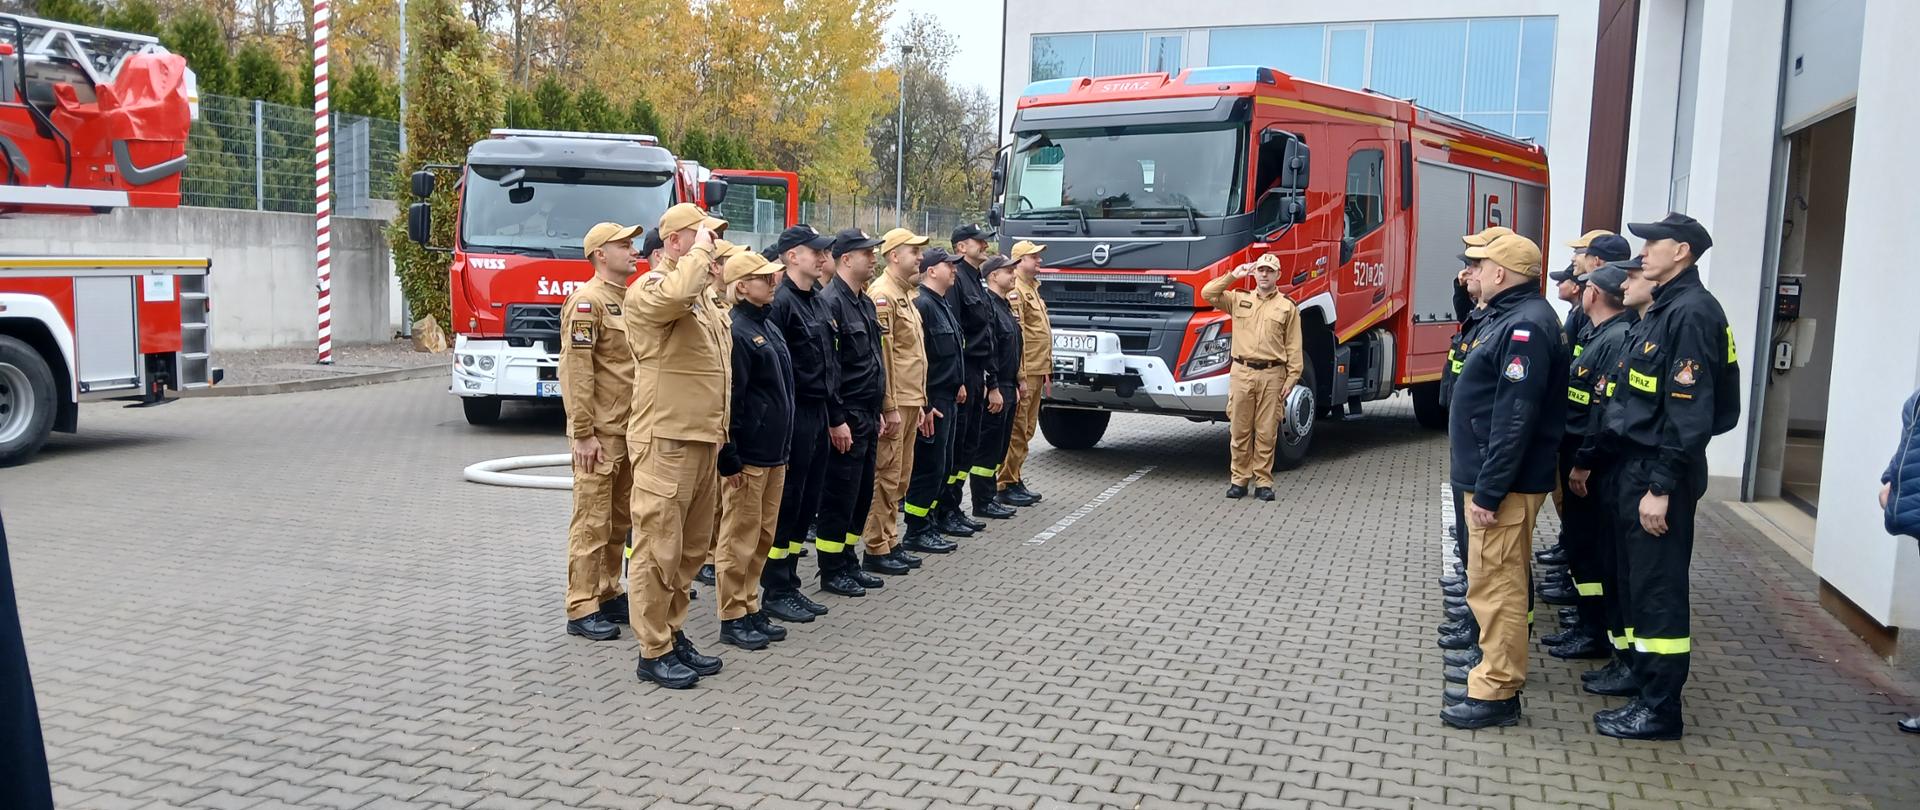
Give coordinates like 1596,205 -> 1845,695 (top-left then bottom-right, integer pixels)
1090,243 -> 1111,267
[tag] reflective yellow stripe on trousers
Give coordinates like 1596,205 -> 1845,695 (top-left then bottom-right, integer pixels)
815,532 -> 856,554
1633,636 -> 1691,654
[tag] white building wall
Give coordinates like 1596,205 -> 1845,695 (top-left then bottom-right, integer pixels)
1000,0 -> 1602,274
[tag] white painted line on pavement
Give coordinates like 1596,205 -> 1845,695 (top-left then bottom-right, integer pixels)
1026,465 -> 1156,546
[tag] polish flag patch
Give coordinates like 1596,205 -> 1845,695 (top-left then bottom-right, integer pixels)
576,302 -> 593,312
1512,329 -> 1531,342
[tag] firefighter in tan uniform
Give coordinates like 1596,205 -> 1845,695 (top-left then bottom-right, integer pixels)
1200,254 -> 1304,501
861,228 -> 933,577
623,202 -> 733,689
559,222 -> 643,642
693,240 -> 748,592
996,240 -> 1050,508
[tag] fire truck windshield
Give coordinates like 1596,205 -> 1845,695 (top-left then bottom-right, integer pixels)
460,165 -> 674,258
1005,123 -> 1247,220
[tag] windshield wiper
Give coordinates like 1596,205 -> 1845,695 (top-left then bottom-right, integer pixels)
1111,204 -> 1200,235
1009,205 -> 1088,235
467,244 -> 555,258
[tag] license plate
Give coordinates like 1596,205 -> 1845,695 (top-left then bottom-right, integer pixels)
1054,333 -> 1097,354
536,381 -> 560,397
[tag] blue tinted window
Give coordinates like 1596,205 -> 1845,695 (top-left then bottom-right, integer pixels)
1327,29 -> 1367,89
1517,18 -> 1556,111
1513,113 -> 1549,146
1370,21 -> 1468,113
1463,113 -> 1515,135
1208,25 -> 1325,81
1464,19 -> 1521,113
1032,34 -> 1093,81
1095,32 -> 1144,76
1147,35 -> 1183,74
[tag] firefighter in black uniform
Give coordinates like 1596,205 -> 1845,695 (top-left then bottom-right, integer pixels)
1578,213 -> 1739,741
1537,232 -> 1633,585
1564,262 -> 1641,699
1437,228 -> 1505,661
814,228 -> 891,598
973,255 -> 1025,517
943,224 -> 1009,527
901,248 -> 965,554
1438,233 -> 1568,730
759,226 -> 840,624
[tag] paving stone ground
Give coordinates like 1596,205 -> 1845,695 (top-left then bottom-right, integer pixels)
3,379 -> 1917,810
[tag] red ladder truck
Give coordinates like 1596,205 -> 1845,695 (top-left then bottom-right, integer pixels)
992,65 -> 1549,469
405,128 -> 798,425
0,14 -> 217,465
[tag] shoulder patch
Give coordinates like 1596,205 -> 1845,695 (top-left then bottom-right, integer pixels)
1503,355 -> 1528,382
1673,359 -> 1699,387
606,302 -> 621,316
1512,328 -> 1531,343
752,335 -> 767,346
576,301 -> 593,312
874,296 -> 890,308
570,319 -> 595,347
1640,340 -> 1658,355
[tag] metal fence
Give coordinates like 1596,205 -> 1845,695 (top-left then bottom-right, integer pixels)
182,94 -> 400,216
797,198 -> 983,243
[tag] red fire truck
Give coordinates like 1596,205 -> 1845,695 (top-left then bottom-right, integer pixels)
1,14 -> 217,465
994,65 -> 1549,468
405,128 -> 798,425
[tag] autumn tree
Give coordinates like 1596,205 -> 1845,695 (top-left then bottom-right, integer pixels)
867,12 -> 998,214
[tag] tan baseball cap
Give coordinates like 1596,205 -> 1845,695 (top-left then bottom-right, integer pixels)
582,222 -> 642,255
712,239 -> 747,261
879,227 -> 930,256
1464,233 -> 1543,277
1567,229 -> 1614,249
722,252 -> 784,285
658,202 -> 727,236
1462,226 -> 1515,247
1252,254 -> 1282,271
1010,240 -> 1046,260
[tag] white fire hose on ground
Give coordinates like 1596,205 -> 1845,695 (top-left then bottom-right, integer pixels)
463,454 -> 574,489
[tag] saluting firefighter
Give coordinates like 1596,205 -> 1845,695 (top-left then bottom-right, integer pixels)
996,240 -> 1050,509
970,255 -> 1024,515
944,225 -> 1008,526
862,228 -> 934,577
623,202 -> 733,690
713,251 -> 795,651
693,240 -> 749,591
814,228 -> 891,598
559,221 -> 643,643
758,226 -> 840,625
1438,232 -> 1568,730
901,248 -> 964,555
1199,254 -> 1305,501
1575,214 -> 1739,741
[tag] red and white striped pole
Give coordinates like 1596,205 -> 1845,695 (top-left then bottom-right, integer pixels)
312,0 -> 334,364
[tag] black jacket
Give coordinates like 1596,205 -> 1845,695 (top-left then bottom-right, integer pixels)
949,257 -> 999,386
986,286 -> 1023,393
1564,305 -> 1591,358
1595,267 -> 1741,495
1441,303 -> 1493,405
1565,311 -> 1633,439
770,274 -> 839,412
916,286 -> 963,404
819,273 -> 886,422
0,511 -> 54,810
720,302 -> 795,472
1448,284 -> 1569,510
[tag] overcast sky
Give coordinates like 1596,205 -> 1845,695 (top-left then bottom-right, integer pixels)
892,0 -> 1004,94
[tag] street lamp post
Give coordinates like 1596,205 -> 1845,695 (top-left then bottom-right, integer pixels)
895,44 -> 913,227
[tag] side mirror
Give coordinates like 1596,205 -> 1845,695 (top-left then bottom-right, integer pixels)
406,202 -> 432,246
991,147 -> 1009,200
987,202 -> 1003,227
410,169 -> 435,199
1287,197 -> 1306,225
1261,130 -> 1311,191
703,178 -> 730,207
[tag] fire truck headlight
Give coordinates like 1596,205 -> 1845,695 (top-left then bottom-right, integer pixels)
1186,322 -> 1232,378
460,354 -> 476,368
478,356 -> 496,372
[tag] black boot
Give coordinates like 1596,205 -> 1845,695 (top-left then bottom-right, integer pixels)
1442,594 -> 1468,609
1225,484 -> 1248,499
566,613 -> 620,641
1009,481 -> 1043,503
1441,580 -> 1467,598
1255,487 -> 1275,502
1437,626 -> 1477,651
1444,603 -> 1471,622
694,563 -> 716,586
599,594 -> 630,624
1439,572 -> 1467,589
996,488 -> 1037,508
973,499 -> 1016,519
672,632 -> 723,676
1534,545 -> 1567,565
889,547 -> 923,569
636,653 -> 699,689
1443,685 -> 1467,706
961,513 -> 987,531
1538,582 -> 1579,605
761,591 -> 816,623
1443,647 -> 1483,669
719,618 -> 769,651
820,572 -> 867,597
902,528 -> 957,554
1550,634 -> 1611,660
1594,702 -> 1682,741
936,510 -> 977,537
1440,695 -> 1521,729
862,552 -> 910,576
1593,699 -> 1641,726
748,611 -> 787,642
1443,665 -> 1469,685
1583,662 -> 1640,697
851,569 -> 886,589
794,591 -> 830,615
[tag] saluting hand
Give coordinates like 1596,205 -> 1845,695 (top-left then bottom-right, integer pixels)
694,226 -> 715,250
1230,263 -> 1254,280
571,435 -> 603,472
1568,467 -> 1592,498
1640,491 -> 1670,536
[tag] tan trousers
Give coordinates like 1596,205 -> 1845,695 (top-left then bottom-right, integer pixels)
566,434 -> 632,620
1228,365 -> 1287,487
716,464 -> 786,620
627,437 -> 720,658
864,406 -> 918,555
998,374 -> 1046,488
1463,490 -> 1546,701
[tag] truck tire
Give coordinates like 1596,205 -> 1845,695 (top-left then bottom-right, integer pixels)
1038,407 -> 1109,450
462,396 -> 503,426
1273,360 -> 1317,471
1410,381 -> 1448,431
0,335 -> 58,467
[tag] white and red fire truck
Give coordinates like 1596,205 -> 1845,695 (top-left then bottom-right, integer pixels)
406,128 -> 797,424
993,65 -> 1550,468
0,14 -> 218,465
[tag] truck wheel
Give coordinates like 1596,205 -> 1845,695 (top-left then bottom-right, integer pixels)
0,335 -> 58,466
1274,361 -> 1317,471
1410,382 -> 1448,431
1038,407 -> 1109,450
462,396 -> 503,426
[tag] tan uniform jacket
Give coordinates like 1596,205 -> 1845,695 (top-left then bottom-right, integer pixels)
1200,274 -> 1305,386
869,272 -> 928,411
558,276 -> 636,439
1012,278 -> 1051,379
623,245 -> 732,444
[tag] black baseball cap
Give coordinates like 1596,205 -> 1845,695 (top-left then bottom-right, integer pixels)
1628,213 -> 1712,258
830,227 -> 884,258
1581,234 -> 1632,262
1588,263 -> 1629,298
1549,263 -> 1580,283
1615,256 -> 1644,271
640,228 -> 664,255
919,247 -> 956,271
951,223 -> 995,245
771,225 -> 833,256
980,255 -> 1015,275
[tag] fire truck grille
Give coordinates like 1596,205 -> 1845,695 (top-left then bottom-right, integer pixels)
506,304 -> 561,337
1038,276 -> 1191,309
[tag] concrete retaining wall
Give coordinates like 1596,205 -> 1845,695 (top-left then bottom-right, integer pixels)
0,205 -> 399,351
